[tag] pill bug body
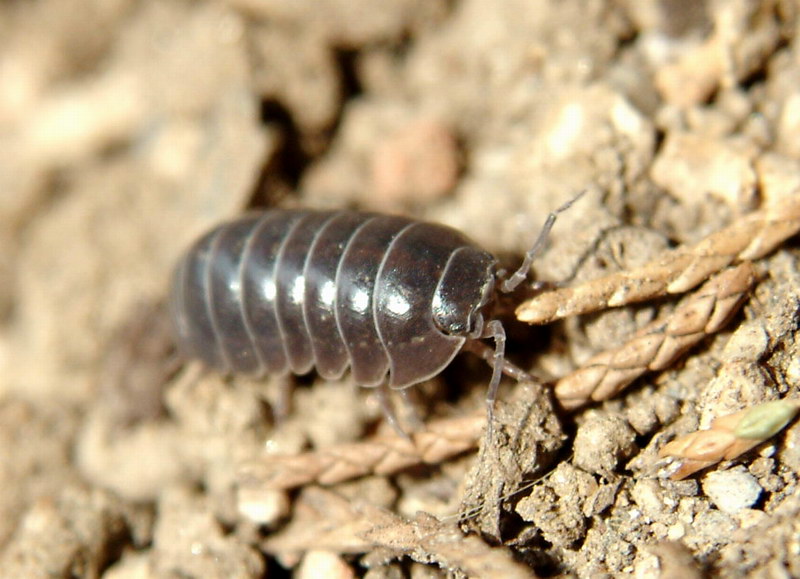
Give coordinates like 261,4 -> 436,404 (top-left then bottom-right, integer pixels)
170,210 -> 501,390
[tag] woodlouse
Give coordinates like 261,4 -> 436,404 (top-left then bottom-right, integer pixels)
170,199 -> 580,427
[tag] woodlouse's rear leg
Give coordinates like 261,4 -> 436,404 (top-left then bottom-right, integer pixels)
375,383 -> 411,439
273,377 -> 295,424
397,388 -> 424,431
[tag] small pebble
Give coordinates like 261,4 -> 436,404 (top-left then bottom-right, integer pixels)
702,467 -> 762,514
667,522 -> 686,541
237,487 -> 289,526
573,412 -> 637,474
298,550 -> 355,579
631,479 -> 667,520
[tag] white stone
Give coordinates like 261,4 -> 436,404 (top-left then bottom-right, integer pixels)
702,467 -> 762,514
237,487 -> 289,525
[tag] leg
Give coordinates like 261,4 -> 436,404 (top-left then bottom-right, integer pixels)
375,383 -> 410,439
273,375 -> 295,425
461,339 -> 534,382
500,190 -> 587,293
397,387 -> 424,431
482,320 -> 507,440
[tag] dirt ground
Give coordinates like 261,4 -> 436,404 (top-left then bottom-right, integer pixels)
2,0 -> 800,577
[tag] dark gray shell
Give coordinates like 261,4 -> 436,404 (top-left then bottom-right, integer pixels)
170,210 -> 497,389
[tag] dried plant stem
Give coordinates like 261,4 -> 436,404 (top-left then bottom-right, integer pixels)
659,399 -> 800,480
238,413 -> 484,490
516,193 -> 800,324
359,507 -> 535,578
262,487 -> 533,577
554,262 -> 756,410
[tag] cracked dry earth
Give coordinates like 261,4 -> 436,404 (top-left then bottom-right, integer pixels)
2,0 -> 800,577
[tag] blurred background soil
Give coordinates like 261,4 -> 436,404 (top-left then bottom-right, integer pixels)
2,0 -> 800,576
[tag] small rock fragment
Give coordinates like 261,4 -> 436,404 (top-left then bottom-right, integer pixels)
237,487 -> 290,526
702,467 -> 762,514
573,412 -> 638,474
298,550 -> 356,579
777,93 -> 800,158
650,132 -> 759,210
631,479 -> 671,521
516,462 -> 597,546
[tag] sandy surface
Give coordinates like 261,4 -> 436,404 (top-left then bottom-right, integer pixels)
2,0 -> 800,576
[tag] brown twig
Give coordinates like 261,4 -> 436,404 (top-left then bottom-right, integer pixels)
658,399 -> 800,480
238,413 -> 484,491
262,486 -> 533,577
553,262 -> 756,410
516,193 -> 800,325
358,507 -> 535,578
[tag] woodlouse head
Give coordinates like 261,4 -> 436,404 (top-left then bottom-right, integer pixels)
432,247 -> 497,338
